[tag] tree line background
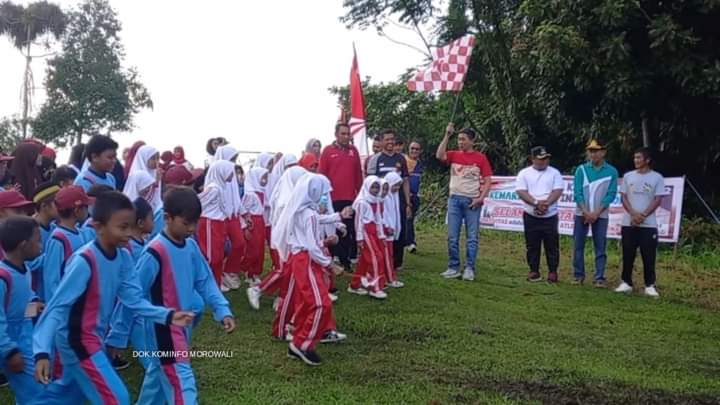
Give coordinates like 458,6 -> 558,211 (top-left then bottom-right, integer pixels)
333,0 -> 720,222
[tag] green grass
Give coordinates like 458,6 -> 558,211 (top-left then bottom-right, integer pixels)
3,226 -> 720,404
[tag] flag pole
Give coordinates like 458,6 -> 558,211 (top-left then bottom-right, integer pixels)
449,91 -> 462,124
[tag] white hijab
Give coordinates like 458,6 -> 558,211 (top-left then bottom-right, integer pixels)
268,154 -> 298,200
245,167 -> 268,196
254,153 -> 274,170
383,172 -> 403,240
125,145 -> 162,210
214,145 -> 243,215
272,174 -> 325,262
200,160 -> 235,219
124,171 -> 158,210
269,166 -> 307,228
353,176 -> 382,225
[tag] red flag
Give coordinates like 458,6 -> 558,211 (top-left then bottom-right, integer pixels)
408,34 -> 476,92
349,46 -> 369,156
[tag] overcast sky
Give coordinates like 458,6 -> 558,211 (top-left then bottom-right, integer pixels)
0,0 -> 430,165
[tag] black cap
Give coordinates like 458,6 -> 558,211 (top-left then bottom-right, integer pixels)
531,146 -> 551,159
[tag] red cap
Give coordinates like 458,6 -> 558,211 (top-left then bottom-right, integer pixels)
0,190 -> 34,209
54,186 -> 94,210
41,146 -> 56,160
164,165 -> 203,185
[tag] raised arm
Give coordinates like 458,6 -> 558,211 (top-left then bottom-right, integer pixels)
436,123 -> 454,161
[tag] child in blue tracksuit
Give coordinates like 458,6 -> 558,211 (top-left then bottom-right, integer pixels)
105,197 -> 155,369
73,135 -> 118,192
29,182 -> 59,299
79,184 -> 114,244
0,217 -> 44,404
133,187 -> 235,405
30,191 -> 195,405
42,186 -> 91,302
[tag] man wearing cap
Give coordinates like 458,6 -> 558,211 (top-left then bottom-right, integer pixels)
572,139 -> 619,287
515,147 -> 564,283
0,190 -> 34,219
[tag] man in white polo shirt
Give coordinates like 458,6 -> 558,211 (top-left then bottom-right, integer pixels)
515,146 -> 565,283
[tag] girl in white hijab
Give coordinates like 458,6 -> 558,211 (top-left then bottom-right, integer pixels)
270,174 -> 340,364
124,145 -> 165,236
381,172 -> 405,289
348,176 -> 387,299
197,160 -> 235,287
214,145 -> 248,291
241,167 -> 269,285
264,153 -> 298,270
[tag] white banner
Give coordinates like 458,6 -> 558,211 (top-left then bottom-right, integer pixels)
480,176 -> 685,243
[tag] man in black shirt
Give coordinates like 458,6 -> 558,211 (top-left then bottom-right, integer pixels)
366,129 -> 413,270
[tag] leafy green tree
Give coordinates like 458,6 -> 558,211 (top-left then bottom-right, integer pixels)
0,116 -> 22,153
0,1 -> 66,138
32,0 -> 152,146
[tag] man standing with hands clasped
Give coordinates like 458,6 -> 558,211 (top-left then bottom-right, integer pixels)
436,123 -> 493,282
572,139 -> 619,287
515,146 -> 564,283
615,148 -> 667,298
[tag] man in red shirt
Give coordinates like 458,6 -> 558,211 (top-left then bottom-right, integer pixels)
319,123 -> 363,272
436,123 -> 493,282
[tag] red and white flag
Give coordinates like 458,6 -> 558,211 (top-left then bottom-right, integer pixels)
349,47 -> 369,156
407,34 -> 476,92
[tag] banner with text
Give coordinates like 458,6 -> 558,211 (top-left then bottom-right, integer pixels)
480,176 -> 684,243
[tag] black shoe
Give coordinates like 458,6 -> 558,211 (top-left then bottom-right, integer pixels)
329,287 -> 338,294
342,264 -> 353,274
0,372 -> 8,387
112,356 -> 130,371
288,343 -> 322,366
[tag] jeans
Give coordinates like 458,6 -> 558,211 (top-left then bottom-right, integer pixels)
523,213 -> 560,274
621,226 -> 658,287
406,194 -> 420,245
572,216 -> 609,281
331,200 -> 356,266
447,195 -> 481,271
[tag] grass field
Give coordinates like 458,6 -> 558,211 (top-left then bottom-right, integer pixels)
2,226 -> 719,404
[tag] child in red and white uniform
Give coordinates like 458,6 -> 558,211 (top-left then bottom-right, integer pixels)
382,172 -> 405,289
214,145 -> 248,291
272,174 -> 337,366
197,161 -> 235,286
241,167 -> 269,285
348,176 -> 387,300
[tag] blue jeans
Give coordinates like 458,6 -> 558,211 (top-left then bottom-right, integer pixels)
572,216 -> 609,281
447,195 -> 481,271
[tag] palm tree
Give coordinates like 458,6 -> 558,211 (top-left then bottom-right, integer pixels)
0,1 -> 66,138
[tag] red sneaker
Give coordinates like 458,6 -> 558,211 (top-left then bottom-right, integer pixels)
527,272 -> 542,282
547,272 -> 558,283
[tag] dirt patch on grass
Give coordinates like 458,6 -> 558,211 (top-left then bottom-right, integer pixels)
435,374 -> 719,404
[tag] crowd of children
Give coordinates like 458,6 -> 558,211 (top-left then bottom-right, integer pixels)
0,132 -> 409,404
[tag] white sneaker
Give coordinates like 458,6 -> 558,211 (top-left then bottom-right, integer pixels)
328,293 -> 338,302
614,282 -> 633,293
249,276 -> 261,287
368,290 -> 387,300
407,243 -> 417,253
223,273 -> 241,290
320,330 -> 347,343
644,286 -> 660,298
440,269 -> 462,279
220,284 -> 230,293
246,286 -> 261,310
387,281 -> 405,288
462,269 -> 475,281
347,286 -> 368,296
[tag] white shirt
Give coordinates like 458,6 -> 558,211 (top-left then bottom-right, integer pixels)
515,165 -> 564,218
243,191 -> 264,216
289,208 -> 331,267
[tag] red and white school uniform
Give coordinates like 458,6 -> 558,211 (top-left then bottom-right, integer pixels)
272,174 -> 334,352
382,172 -> 404,285
241,167 -> 269,280
198,161 -> 235,285
214,146 -> 248,284
350,176 -> 386,293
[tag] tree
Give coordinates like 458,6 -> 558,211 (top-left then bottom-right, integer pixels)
0,116 -> 22,153
32,0 -> 153,146
0,1 -> 66,138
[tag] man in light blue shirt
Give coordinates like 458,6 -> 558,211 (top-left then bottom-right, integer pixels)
572,139 -> 619,287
